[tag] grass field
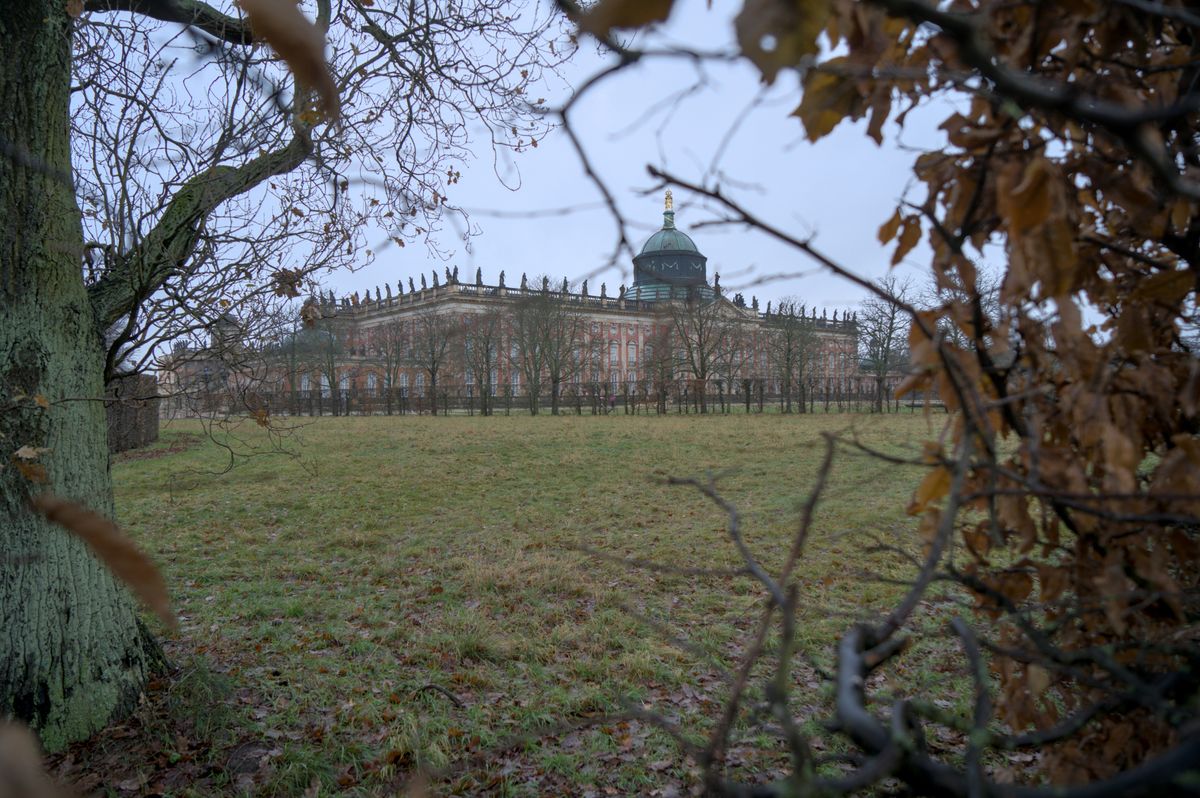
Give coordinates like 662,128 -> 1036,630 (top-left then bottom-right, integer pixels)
59,413 -> 966,796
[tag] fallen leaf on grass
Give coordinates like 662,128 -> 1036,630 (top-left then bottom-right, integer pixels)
30,495 -> 177,630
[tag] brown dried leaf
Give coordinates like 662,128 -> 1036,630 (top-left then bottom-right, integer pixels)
996,571 -> 1034,604
738,0 -> 832,84
65,0 -> 83,18
30,495 -> 177,630
891,216 -> 921,266
962,523 -> 991,561
1005,157 -> 1054,233
271,267 -> 303,298
0,722 -> 62,798
877,208 -> 902,244
11,459 -> 48,484
1036,564 -> 1070,604
997,493 -> 1037,553
893,371 -> 930,400
1131,269 -> 1192,304
579,0 -> 673,36
907,465 -> 951,515
13,446 -> 51,461
238,0 -> 339,120
1027,664 -> 1052,698
299,300 -> 322,328
793,61 -> 861,141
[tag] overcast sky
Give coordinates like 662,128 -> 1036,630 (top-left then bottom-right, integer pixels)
327,0 -> 948,313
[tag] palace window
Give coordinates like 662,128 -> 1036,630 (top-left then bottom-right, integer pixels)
415,373 -> 425,393
339,374 -> 350,392
367,373 -> 377,395
465,370 -> 474,398
609,341 -> 619,364
399,372 -> 409,397
300,374 -> 310,392
627,341 -> 637,364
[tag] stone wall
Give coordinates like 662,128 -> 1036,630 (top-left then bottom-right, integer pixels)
106,375 -> 160,454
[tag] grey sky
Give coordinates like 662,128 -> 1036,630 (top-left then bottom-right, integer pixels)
328,1 -> 944,313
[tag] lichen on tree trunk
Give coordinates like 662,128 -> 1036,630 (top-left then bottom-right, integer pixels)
0,1 -> 158,751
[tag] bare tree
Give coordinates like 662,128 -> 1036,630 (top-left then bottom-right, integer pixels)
765,298 -> 816,413
858,276 -> 911,412
921,266 -> 1003,352
507,283 -> 557,415
543,293 -> 596,415
641,323 -> 677,415
369,320 -> 409,415
711,318 -> 753,413
462,308 -> 505,416
410,307 -> 458,416
662,289 -> 743,414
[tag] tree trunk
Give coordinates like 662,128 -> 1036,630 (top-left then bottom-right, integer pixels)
0,3 -> 159,752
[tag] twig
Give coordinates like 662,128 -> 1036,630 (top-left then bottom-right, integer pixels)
411,683 -> 464,709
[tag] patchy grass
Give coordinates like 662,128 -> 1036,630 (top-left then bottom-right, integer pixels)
64,413 -> 972,795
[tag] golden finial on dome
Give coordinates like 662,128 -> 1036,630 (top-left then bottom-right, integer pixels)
664,189 -> 673,212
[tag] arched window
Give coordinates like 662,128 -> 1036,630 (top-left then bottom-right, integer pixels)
465,370 -> 474,397
511,371 -> 521,392
321,375 -> 332,398
627,341 -> 637,364
609,340 -> 619,364
399,372 -> 409,397
367,373 -> 377,395
490,370 -> 498,396
300,374 -> 310,392
339,374 -> 350,392
415,372 -> 426,393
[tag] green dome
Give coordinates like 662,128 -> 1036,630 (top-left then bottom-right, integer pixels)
630,194 -> 709,300
640,226 -> 700,254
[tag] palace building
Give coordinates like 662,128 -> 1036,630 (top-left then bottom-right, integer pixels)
162,193 -> 862,414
